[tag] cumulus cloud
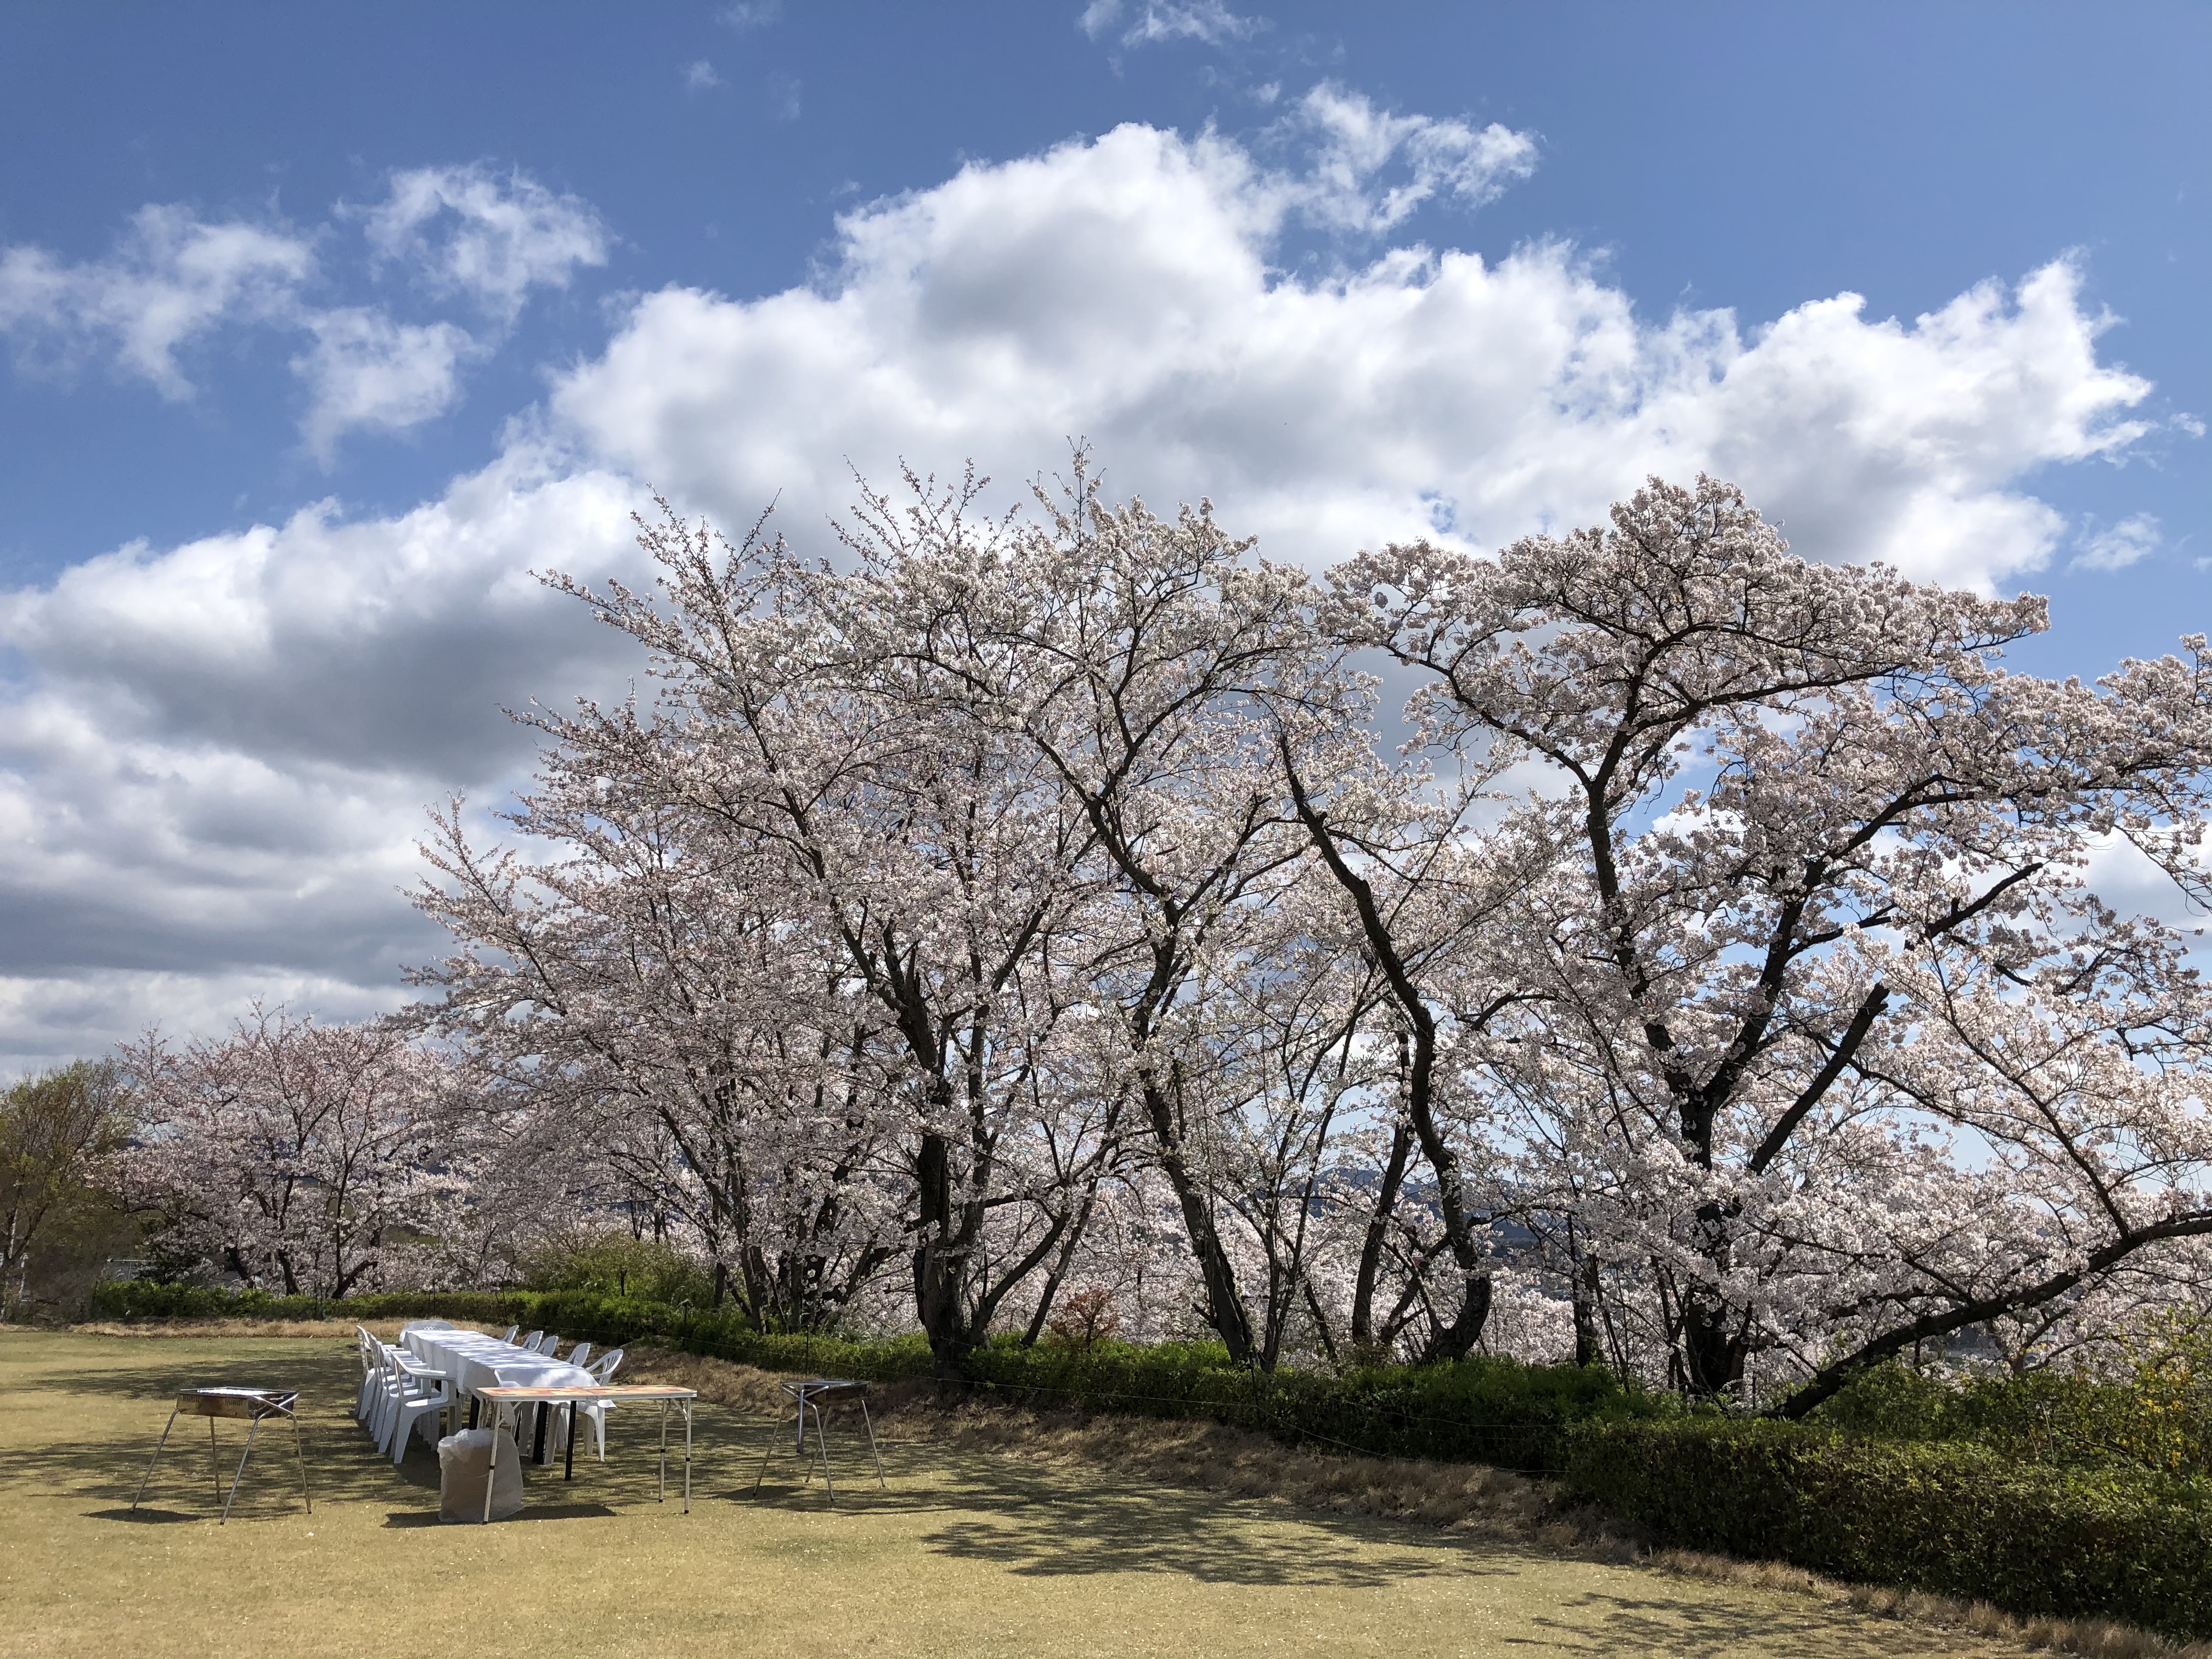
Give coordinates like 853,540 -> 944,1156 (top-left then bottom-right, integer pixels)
719,0 -> 781,28
292,310 -> 479,461
0,205 -> 313,398
2073,512 -> 2162,573
684,59 -> 722,91
0,167 -> 602,460
1079,1 -> 1267,48
554,117 -> 2153,591
357,164 -> 608,323
0,447 -> 650,1061
0,104 -> 2174,1060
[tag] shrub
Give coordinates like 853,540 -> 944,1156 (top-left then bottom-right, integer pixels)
518,1233 -> 717,1308
1810,1353 -> 2212,1479
1564,1416 -> 2212,1640
961,1340 -> 1662,1475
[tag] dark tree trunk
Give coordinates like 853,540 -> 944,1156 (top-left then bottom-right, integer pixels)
1140,1080 -> 1254,1364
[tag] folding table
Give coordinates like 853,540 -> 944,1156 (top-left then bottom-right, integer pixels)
473,1383 -> 699,1520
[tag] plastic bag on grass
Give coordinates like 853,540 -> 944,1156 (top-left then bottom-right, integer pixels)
438,1427 -> 523,1522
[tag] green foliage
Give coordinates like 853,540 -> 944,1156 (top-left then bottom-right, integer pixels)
2,1060 -> 137,1319
1811,1346 -> 2212,1479
1563,1416 -> 2212,1640
518,1233 -> 717,1308
961,1340 -> 1661,1474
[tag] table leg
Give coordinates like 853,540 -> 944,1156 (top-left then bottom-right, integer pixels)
657,1401 -> 668,1503
291,1409 -> 312,1514
482,1406 -> 501,1525
133,1409 -> 180,1510
220,1417 -> 261,1526
467,1395 -> 479,1430
209,1416 -> 222,1506
531,1402 -> 549,1465
860,1396 -> 886,1487
810,1401 -> 835,1503
684,1400 -> 692,1515
564,1400 -> 575,1480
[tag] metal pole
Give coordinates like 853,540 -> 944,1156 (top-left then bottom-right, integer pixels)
810,1400 -> 834,1502
291,1407 -> 312,1515
860,1395 -> 886,1487
132,1409 -> 180,1510
220,1417 -> 261,1525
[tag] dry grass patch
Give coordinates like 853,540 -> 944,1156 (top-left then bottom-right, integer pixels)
2,1327 -> 2041,1659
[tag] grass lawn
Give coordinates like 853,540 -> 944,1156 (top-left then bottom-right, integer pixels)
1,1328 -> 2013,1658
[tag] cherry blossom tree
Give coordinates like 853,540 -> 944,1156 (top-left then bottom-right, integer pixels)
121,1008 -> 459,1297
1326,475 -> 2212,1409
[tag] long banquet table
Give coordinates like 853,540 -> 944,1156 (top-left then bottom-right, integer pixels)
402,1328 -> 597,1460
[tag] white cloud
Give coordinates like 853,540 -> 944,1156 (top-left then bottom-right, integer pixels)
0,205 -> 313,398
719,1 -> 781,28
357,165 -> 608,323
2073,512 -> 2163,572
553,118 -> 2153,592
1279,82 -> 1540,234
0,107 -> 2170,1058
1079,1 -> 1267,48
0,168 -> 607,463
292,309 -> 479,462
684,59 -> 722,91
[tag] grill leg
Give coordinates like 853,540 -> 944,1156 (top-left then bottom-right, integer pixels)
810,1401 -> 834,1504
290,1409 -> 312,1515
220,1417 -> 261,1525
860,1397 -> 885,1487
752,1409 -> 777,1492
132,1409 -> 181,1510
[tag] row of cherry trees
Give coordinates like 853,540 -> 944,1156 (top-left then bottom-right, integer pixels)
119,466 -> 2212,1406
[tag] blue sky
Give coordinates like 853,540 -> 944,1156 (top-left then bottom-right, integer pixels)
0,1 -> 2205,1061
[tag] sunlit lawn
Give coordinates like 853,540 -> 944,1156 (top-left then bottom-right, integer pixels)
1,1329 -> 2010,1658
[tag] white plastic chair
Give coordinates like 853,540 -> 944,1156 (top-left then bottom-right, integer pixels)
500,1325 -> 520,1344
567,1341 -> 592,1370
379,1348 -> 450,1463
568,1347 -> 625,1461
354,1328 -> 383,1422
534,1332 -> 563,1356
518,1330 -> 544,1352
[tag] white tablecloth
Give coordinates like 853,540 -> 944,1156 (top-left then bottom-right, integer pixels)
402,1328 -> 596,1397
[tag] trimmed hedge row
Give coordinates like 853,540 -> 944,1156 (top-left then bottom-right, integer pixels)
963,1339 -> 1663,1474
1562,1417 -> 2212,1640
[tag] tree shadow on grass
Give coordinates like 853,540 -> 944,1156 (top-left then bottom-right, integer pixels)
1511,1588 -> 1954,1658
733,1420 -> 1531,1590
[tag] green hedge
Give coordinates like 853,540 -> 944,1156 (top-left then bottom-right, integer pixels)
962,1338 -> 1662,1474
1810,1359 -> 2210,1478
1563,1417 -> 2212,1640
